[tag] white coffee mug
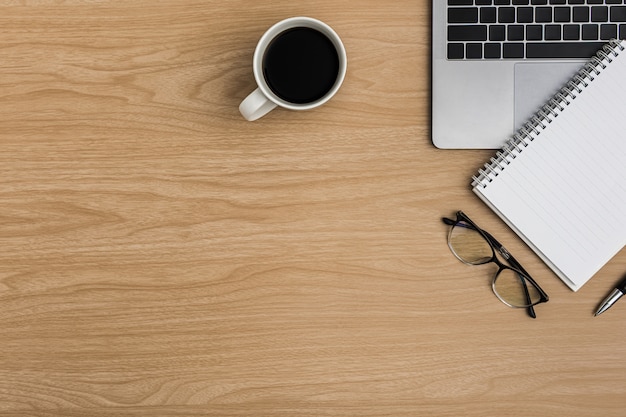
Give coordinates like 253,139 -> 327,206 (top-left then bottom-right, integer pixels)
239,17 -> 347,121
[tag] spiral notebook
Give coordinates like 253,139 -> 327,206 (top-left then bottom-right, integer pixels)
472,40 -> 626,292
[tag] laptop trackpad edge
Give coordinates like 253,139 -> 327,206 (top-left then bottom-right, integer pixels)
514,62 -> 585,131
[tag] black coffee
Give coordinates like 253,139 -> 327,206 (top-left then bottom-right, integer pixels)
263,27 -> 340,104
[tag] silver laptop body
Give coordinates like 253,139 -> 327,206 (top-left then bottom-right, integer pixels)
431,1 -> 620,149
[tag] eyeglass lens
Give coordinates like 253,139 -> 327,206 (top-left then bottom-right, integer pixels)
494,268 -> 543,307
448,221 -> 493,265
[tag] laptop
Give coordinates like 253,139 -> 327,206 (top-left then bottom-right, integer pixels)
432,0 -> 626,149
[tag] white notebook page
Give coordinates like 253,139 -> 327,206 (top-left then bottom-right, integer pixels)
473,44 -> 626,291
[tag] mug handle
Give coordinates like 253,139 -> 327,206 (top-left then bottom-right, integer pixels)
239,88 -> 277,121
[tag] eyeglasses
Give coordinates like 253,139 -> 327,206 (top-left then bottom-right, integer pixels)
442,211 -> 549,318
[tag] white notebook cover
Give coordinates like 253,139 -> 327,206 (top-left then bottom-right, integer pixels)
472,40 -> 626,292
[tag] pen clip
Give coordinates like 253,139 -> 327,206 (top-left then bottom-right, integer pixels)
617,274 -> 626,293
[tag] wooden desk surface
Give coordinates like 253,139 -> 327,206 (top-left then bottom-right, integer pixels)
1,1 -> 624,416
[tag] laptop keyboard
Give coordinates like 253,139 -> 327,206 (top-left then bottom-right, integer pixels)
447,0 -> 626,59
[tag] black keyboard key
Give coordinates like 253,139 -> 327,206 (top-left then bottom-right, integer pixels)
481,7 -> 497,23
498,7 -> 516,23
494,0 -> 511,4
476,0 -> 493,4
601,24 -> 618,40
591,6 -> 608,22
490,25 -> 507,40
573,6 -> 590,22
535,7 -> 553,22
568,0 -> 585,4
513,0 -> 530,4
448,43 -> 465,59
587,0 -> 603,4
508,25 -> 525,40
527,25 -> 543,40
448,8 -> 479,23
545,24 -> 562,40
554,7 -> 571,22
611,7 -> 626,22
563,24 -> 581,40
517,7 -> 534,23
448,0 -> 473,4
466,43 -> 483,59
582,24 -> 599,39
620,24 -> 626,39
549,0 -> 566,4
526,41 -> 605,58
448,25 -> 488,41
484,43 -> 501,58
531,0 -> 548,4
606,0 -> 622,4
503,43 -> 524,58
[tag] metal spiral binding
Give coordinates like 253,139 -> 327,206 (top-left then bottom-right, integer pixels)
472,39 -> 624,188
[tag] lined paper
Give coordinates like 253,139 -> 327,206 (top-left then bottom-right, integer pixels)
473,41 -> 626,291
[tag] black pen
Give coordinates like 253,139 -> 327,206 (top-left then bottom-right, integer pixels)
594,274 -> 626,317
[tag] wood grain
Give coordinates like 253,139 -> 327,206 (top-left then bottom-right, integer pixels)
0,1 -> 624,416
